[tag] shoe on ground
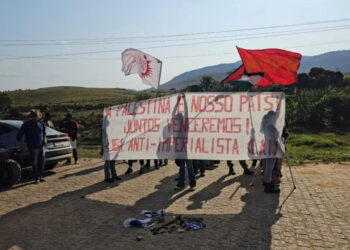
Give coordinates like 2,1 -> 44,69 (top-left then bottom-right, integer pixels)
125,168 -> 133,175
34,180 -> 39,184
104,178 -> 114,182
174,185 -> 184,190
74,161 -> 78,164
139,167 -> 144,175
243,169 -> 254,175
39,178 -> 46,182
114,176 -> 122,181
229,170 -> 236,175
200,173 -> 205,177
264,183 -> 280,193
188,187 -> 195,191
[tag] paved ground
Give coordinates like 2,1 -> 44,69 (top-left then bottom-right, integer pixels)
0,159 -> 349,250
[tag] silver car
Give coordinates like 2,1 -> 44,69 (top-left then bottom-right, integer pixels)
0,120 -> 72,186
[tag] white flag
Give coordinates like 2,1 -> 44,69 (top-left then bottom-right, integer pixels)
121,49 -> 162,89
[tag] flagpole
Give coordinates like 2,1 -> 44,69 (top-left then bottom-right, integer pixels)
156,60 -> 162,98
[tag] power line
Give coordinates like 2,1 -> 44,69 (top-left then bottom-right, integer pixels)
2,39 -> 349,62
1,17 -> 350,42
1,24 -> 350,46
1,25 -> 350,60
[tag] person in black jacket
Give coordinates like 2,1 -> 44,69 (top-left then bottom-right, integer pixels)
17,109 -> 47,184
62,113 -> 79,164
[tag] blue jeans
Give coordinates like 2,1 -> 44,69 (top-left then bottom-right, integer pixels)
30,148 -> 45,180
104,160 -> 117,179
177,160 -> 196,188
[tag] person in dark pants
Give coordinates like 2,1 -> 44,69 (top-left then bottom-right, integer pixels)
173,94 -> 196,190
125,160 -> 135,174
125,160 -> 149,175
193,160 -> 205,177
103,160 -> 121,182
100,128 -> 121,182
62,113 -> 79,164
176,159 -> 196,190
140,159 -> 161,173
226,160 -> 254,175
157,159 -> 168,166
17,109 -> 47,184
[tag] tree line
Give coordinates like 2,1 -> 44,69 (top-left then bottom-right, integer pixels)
179,67 -> 350,130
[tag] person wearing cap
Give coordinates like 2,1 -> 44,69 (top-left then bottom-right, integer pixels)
62,113 -> 79,164
17,109 -> 47,184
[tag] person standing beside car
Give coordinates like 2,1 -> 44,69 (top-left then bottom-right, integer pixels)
63,113 -> 79,164
17,109 -> 47,184
43,112 -> 55,129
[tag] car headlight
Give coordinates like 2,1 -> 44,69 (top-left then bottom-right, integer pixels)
46,142 -> 55,149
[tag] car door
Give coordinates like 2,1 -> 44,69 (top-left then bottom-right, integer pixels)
0,124 -> 17,149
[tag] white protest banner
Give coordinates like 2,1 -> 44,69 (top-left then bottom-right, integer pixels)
102,92 -> 285,161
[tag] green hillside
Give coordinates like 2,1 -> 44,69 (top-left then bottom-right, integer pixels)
7,87 -> 139,107
3,87 -> 156,147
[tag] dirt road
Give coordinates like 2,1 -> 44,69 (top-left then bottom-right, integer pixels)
0,159 -> 349,249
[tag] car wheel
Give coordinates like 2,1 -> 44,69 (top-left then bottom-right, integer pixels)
0,160 -> 22,186
45,162 -> 58,170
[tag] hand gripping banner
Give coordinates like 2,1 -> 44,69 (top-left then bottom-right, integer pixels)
102,92 -> 285,161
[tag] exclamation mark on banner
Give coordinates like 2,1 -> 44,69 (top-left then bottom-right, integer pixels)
146,137 -> 150,152
211,138 -> 215,154
246,118 -> 250,135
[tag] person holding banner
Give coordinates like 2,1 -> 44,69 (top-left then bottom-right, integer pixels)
103,160 -> 121,182
173,94 -> 196,190
193,160 -> 205,177
100,128 -> 122,182
125,159 -> 158,175
125,160 -> 136,175
139,159 -> 159,175
226,160 -> 253,176
260,110 -> 284,193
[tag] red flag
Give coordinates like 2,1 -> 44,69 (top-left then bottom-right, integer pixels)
222,64 -> 263,85
236,47 -> 302,87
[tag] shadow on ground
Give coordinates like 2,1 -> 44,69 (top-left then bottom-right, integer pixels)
0,168 -> 57,192
0,163 -> 281,250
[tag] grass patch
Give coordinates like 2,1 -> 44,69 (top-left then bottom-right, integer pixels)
287,132 -> 350,165
78,146 -> 101,159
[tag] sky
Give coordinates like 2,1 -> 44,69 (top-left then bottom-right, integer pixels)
1,0 -> 350,91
